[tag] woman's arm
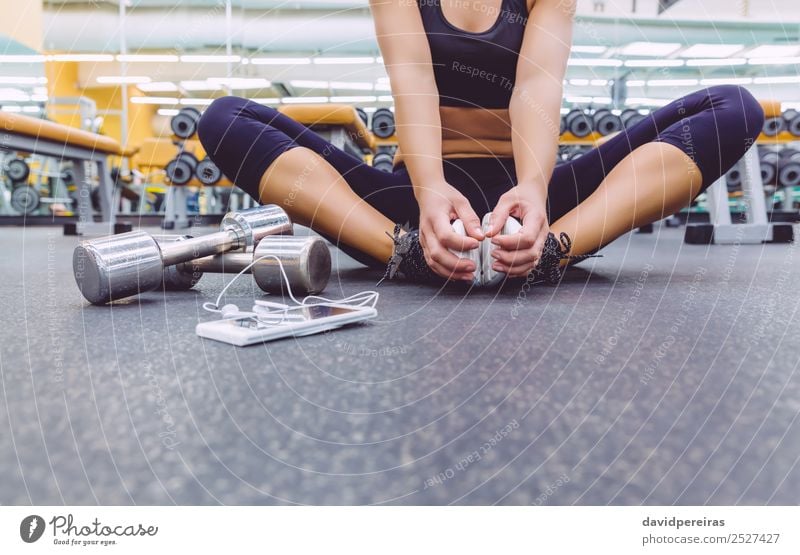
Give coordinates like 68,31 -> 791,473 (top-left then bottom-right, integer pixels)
369,0 -> 444,194
486,0 -> 574,276
370,0 -> 483,281
511,0 -> 574,196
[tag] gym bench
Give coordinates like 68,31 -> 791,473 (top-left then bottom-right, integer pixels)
0,111 -> 136,235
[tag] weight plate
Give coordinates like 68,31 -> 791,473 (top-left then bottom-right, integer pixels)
725,166 -> 742,190
565,109 -> 592,138
371,109 -> 395,138
196,158 -> 222,185
6,158 -> 30,183
175,151 -> 199,171
762,117 -> 785,137
622,112 -> 647,129
760,162 -> 777,186
356,107 -> 368,126
372,152 -> 394,173
594,113 -> 622,135
787,115 -> 800,137
62,168 -> 75,185
10,186 -> 39,214
778,162 -> 800,188
170,109 -> 200,139
165,159 -> 193,185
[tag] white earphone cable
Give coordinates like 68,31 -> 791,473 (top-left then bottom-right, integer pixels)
202,254 -> 379,321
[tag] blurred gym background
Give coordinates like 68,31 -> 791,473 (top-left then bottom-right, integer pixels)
0,0 -> 798,234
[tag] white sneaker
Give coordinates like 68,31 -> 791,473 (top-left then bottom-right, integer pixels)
450,219 -> 482,286
481,212 -> 522,287
450,213 -> 522,287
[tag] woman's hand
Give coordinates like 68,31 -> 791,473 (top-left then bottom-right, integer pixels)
483,185 -> 549,277
416,182 -> 484,281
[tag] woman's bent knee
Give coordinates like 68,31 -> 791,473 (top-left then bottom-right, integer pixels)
707,84 -> 765,143
197,96 -> 244,152
198,96 -> 280,152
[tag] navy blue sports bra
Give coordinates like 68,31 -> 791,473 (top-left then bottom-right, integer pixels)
418,0 -> 529,109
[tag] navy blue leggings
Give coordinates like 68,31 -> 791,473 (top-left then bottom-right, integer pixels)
198,85 -> 763,267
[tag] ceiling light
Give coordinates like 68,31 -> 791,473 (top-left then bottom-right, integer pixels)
30,94 -> 48,102
569,78 -> 589,86
137,82 -> 179,92
22,106 -> 40,113
753,76 -> 800,84
0,76 -> 48,85
116,54 -> 179,63
679,44 -> 744,58
685,58 -> 747,67
157,108 -> 180,116
329,81 -> 374,90
0,55 -> 46,63
180,80 -> 222,91
700,77 -> 753,86
646,78 -> 699,87
619,42 -> 681,57
626,98 -> 670,107
571,46 -> 607,54
565,95 -> 593,103
312,57 -> 375,65
290,80 -> 329,89
48,54 -> 114,62
179,98 -> 213,106
590,79 -> 609,86
96,76 -> 151,84
130,96 -> 179,105
745,45 -> 800,58
377,95 -> 393,102
328,95 -> 378,103
748,56 -> 800,66
374,83 -> 391,91
250,57 -> 311,65
207,78 -> 271,89
624,59 -> 685,68
568,58 -> 623,67
0,88 -> 30,101
1,106 -> 21,112
179,55 -> 241,63
282,96 -> 329,103
626,80 -> 646,86
252,98 -> 281,104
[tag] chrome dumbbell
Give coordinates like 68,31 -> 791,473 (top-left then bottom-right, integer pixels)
160,235 -> 332,295
73,204 -> 292,304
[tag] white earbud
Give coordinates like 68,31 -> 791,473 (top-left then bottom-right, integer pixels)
220,304 -> 242,319
202,252 -> 379,323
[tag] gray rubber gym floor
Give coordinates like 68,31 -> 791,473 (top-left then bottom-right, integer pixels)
1,223 -> 799,505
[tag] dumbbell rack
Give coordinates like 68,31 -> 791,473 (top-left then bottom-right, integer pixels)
686,143 -> 794,245
163,108 -> 202,229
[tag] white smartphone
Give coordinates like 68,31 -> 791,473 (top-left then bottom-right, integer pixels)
196,303 -> 378,346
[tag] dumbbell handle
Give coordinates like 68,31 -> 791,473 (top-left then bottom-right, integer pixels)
180,251 -> 254,274
168,235 -> 331,294
159,203 -> 292,264
159,227 -> 245,266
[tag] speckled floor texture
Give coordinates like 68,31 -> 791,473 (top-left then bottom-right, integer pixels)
1,223 -> 799,505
